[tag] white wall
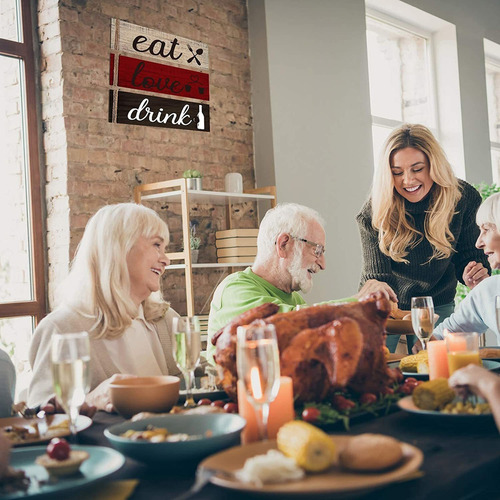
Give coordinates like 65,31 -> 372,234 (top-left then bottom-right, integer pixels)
248,0 -> 500,306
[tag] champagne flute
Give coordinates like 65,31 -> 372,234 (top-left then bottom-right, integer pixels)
172,316 -> 201,408
495,296 -> 500,334
236,323 -> 280,441
411,296 -> 434,351
51,332 -> 91,436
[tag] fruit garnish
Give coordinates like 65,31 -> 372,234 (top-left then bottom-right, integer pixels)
46,438 -> 71,461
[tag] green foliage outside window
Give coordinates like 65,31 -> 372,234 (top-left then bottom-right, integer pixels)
455,183 -> 500,304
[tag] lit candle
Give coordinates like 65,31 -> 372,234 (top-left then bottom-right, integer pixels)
427,340 -> 449,379
237,376 -> 295,444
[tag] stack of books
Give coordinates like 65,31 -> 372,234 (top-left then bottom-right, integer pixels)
216,228 -> 258,263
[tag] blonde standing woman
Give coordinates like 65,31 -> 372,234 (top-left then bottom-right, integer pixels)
356,124 -> 490,352
28,203 -> 181,410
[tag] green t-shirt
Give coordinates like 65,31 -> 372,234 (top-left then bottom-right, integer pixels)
206,267 -> 355,363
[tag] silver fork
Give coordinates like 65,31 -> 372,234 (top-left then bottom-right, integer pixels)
173,467 -> 234,500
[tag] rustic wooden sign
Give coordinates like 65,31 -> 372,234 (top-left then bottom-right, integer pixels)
109,90 -> 210,132
110,54 -> 209,101
111,19 -> 209,71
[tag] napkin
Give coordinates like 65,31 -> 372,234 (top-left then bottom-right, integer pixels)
73,479 -> 139,500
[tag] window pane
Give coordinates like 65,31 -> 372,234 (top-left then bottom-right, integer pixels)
0,0 -> 21,42
366,17 -> 435,127
0,55 -> 33,302
492,149 -> 500,185
0,315 -> 34,400
486,62 -> 500,143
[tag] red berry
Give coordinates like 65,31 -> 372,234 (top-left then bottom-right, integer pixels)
46,438 -> 71,461
333,395 -> 356,411
400,384 -> 414,395
359,393 -> 377,405
211,400 -> 226,408
223,403 -> 238,414
197,398 -> 212,406
380,386 -> 394,395
301,407 -> 321,423
404,377 -> 418,384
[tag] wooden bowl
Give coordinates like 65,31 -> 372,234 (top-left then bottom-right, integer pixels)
110,376 -> 180,419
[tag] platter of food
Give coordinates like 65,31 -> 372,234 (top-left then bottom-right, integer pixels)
199,436 -> 423,496
0,445 -> 124,499
398,396 -> 493,421
0,415 -> 92,447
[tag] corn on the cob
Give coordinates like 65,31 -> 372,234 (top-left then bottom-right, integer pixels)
412,378 -> 455,410
399,350 -> 428,372
416,359 -> 429,374
277,421 -> 336,472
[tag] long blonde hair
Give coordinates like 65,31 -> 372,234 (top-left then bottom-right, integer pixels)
61,203 -> 170,339
371,124 -> 461,263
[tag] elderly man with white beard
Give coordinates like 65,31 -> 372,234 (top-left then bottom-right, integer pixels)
206,202 -> 393,364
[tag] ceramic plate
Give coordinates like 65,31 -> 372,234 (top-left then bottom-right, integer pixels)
386,319 -> 414,335
199,437 -> 423,496
388,359 -> 500,380
0,445 -> 124,499
1,415 -> 92,447
398,396 -> 494,421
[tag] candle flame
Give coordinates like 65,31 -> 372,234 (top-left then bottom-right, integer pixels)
250,366 -> 263,400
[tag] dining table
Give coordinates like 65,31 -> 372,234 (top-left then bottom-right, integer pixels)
77,405 -> 500,500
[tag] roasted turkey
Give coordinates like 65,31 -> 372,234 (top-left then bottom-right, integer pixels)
212,292 -> 394,402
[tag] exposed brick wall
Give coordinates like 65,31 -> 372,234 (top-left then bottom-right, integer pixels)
39,0 -> 256,314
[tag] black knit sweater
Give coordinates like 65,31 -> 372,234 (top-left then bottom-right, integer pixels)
356,180 -> 490,310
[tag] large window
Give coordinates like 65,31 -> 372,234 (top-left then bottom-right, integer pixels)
0,0 -> 45,397
366,14 -> 437,165
485,53 -> 500,183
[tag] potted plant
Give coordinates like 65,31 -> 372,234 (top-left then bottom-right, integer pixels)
190,224 -> 201,263
183,169 -> 203,190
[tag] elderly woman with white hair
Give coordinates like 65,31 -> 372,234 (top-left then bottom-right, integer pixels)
28,203 -> 181,410
433,192 -> 500,344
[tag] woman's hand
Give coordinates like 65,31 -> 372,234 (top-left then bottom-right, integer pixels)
448,364 -> 499,400
463,261 -> 489,289
357,279 -> 398,302
85,374 -> 137,413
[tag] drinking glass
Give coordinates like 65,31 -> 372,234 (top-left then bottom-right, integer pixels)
51,332 -> 91,435
445,331 -> 481,375
495,296 -> 500,333
411,296 -> 434,351
236,323 -> 280,441
172,316 -> 201,408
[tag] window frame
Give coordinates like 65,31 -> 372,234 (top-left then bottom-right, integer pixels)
0,0 -> 46,324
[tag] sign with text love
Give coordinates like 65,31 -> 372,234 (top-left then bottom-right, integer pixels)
109,90 -> 210,132
110,54 -> 209,101
111,19 -> 209,71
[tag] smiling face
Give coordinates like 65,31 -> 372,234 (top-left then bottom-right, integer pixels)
126,235 -> 169,305
287,220 -> 326,293
390,147 -> 434,203
476,223 -> 500,269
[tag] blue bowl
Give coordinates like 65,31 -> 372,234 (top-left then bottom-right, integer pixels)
104,413 -> 246,463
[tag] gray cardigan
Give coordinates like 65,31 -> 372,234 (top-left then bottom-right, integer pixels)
27,304 -> 181,407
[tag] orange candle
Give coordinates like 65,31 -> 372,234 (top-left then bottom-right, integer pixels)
427,340 -> 449,379
237,376 -> 295,444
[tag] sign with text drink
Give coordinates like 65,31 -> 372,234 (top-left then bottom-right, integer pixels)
108,90 -> 210,132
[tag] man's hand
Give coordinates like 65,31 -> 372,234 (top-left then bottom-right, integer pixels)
85,374 -> 137,413
463,261 -> 489,290
357,279 -> 398,302
41,398 -> 97,419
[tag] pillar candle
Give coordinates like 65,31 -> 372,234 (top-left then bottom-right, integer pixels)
237,376 -> 295,444
427,340 -> 449,379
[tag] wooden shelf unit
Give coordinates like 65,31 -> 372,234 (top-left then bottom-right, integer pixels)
134,178 -> 276,316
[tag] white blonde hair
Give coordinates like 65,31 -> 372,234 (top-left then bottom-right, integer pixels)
476,192 -> 500,229
372,124 -> 461,263
255,203 -> 325,263
62,203 -> 170,339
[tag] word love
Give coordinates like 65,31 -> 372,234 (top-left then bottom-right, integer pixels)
110,54 -> 210,101
111,19 -> 209,71
109,90 -> 210,132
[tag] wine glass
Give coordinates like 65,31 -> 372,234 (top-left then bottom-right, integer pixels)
172,316 -> 201,408
236,323 -> 280,441
411,296 -> 434,351
51,332 -> 91,436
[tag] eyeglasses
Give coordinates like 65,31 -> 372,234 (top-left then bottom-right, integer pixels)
291,236 -> 325,258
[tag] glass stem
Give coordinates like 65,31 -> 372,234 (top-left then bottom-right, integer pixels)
184,370 -> 196,407
257,403 -> 270,441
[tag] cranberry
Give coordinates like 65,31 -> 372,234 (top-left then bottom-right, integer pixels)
359,393 -> 377,405
46,438 -> 71,461
301,407 -> 321,423
333,395 -> 356,411
211,400 -> 226,408
223,403 -> 238,414
197,398 -> 212,406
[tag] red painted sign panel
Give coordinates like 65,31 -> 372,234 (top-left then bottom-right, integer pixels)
110,54 -> 209,101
